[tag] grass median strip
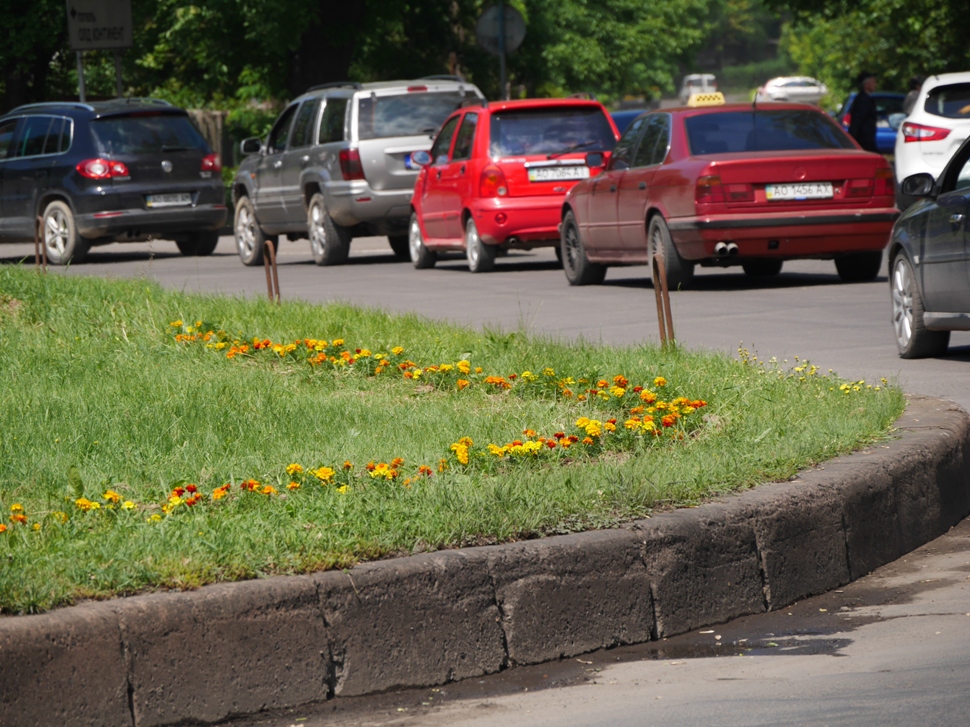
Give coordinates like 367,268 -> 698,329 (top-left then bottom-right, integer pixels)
0,267 -> 904,614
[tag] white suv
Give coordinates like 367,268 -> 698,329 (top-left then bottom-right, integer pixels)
894,71 -> 970,185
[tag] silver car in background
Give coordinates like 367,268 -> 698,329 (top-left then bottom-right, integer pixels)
232,77 -> 484,265
756,76 -> 828,105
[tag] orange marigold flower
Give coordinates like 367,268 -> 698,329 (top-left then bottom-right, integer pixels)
523,428 -> 537,438
457,379 -> 470,390
662,415 -> 677,427
613,375 -> 629,388
173,486 -> 186,497
418,465 -> 433,477
240,479 -> 260,492
568,435 -> 579,443
261,485 -> 277,495
582,436 -> 594,445
554,431 -> 565,439
186,484 -> 198,493
546,440 -> 557,449
596,380 -> 608,388
212,484 -> 231,501
632,385 -> 643,393
287,481 -> 301,490
438,458 -> 449,473
366,461 -> 376,472
640,390 -> 657,404
10,513 -> 27,525
391,457 -> 405,468
103,490 -> 121,504
0,524 -> 6,533
343,460 -> 354,470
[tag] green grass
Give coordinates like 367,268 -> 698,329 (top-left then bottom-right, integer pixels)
0,267 -> 905,614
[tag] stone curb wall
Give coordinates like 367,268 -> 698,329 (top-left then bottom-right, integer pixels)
2,397 -> 968,726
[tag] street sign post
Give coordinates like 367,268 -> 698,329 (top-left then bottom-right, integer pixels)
476,2 -> 526,100
65,0 -> 133,100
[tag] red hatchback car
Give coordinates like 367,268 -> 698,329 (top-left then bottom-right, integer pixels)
409,98 -> 619,272
560,102 -> 899,288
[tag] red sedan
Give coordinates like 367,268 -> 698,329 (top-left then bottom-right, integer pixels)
409,98 -> 619,272
560,101 -> 899,288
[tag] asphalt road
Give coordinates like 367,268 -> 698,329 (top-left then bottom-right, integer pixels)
4,235 -> 969,725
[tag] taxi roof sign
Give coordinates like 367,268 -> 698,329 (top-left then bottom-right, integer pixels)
687,92 -> 725,108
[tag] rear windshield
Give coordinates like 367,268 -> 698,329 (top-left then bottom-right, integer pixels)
488,107 -> 616,157
685,110 -> 854,155
923,83 -> 970,119
91,114 -> 208,155
357,91 -> 478,140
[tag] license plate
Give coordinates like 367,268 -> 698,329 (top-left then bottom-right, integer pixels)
527,166 -> 590,182
146,193 -> 192,208
765,182 -> 833,201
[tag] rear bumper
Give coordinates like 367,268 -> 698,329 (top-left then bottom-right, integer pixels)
667,208 -> 899,259
77,204 -> 227,239
469,196 -> 563,247
326,181 -> 413,233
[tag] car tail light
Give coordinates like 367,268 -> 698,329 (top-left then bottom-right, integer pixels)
901,122 -> 951,143
201,153 -> 221,172
842,113 -> 851,128
846,178 -> 874,197
407,85 -> 428,92
695,175 -> 724,204
76,158 -> 129,180
874,166 -> 894,196
480,165 -> 508,197
339,148 -> 365,180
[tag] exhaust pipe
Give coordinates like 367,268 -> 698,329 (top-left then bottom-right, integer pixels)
727,243 -> 739,256
714,242 -> 728,257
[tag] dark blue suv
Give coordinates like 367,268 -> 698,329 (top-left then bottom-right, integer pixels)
0,98 -> 227,264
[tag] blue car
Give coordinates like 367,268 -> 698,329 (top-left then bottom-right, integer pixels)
888,134 -> 970,357
837,92 -> 906,155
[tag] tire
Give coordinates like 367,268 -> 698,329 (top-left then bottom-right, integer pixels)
234,196 -> 272,266
409,212 -> 437,269
553,243 -> 563,267
41,200 -> 90,265
387,235 -> 410,261
307,193 -> 351,266
175,230 -> 219,257
561,211 -> 606,285
891,254 -> 950,358
465,217 -> 495,273
836,250 -> 883,282
742,259 -> 783,277
648,215 -> 694,290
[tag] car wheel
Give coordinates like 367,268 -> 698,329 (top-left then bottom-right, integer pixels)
409,213 -> 437,269
175,231 -> 219,257
648,215 -> 694,290
234,197 -> 269,266
553,243 -> 563,267
836,251 -> 882,282
42,200 -> 90,265
387,235 -> 410,261
307,193 -> 351,266
561,211 -> 606,285
465,217 -> 495,273
742,259 -> 783,277
891,254 -> 950,358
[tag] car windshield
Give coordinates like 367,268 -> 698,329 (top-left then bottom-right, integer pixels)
923,83 -> 970,119
489,107 -> 616,157
357,91 -> 476,140
685,110 -> 855,155
91,113 -> 208,155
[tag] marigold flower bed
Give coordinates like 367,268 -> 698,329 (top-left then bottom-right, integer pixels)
0,269 -> 905,614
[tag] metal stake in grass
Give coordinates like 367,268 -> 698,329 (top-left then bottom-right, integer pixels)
34,216 -> 48,273
652,252 -> 675,347
263,238 -> 281,303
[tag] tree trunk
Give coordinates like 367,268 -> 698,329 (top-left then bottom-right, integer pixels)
288,0 -> 367,96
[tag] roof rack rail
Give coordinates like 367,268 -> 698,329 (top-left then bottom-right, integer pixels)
306,81 -> 363,93
421,75 -> 465,82
11,101 -> 95,112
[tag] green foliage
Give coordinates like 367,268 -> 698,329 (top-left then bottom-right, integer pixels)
719,58 -> 795,91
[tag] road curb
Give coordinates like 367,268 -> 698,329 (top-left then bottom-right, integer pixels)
2,396 -> 968,726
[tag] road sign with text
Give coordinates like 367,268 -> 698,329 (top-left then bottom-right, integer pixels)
66,0 -> 132,51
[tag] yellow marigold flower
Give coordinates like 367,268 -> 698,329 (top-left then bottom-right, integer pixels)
312,467 -> 336,483
122,501 -> 135,510
53,511 -> 69,523
488,443 -> 507,457
332,338 -> 345,347
640,389 -> 657,402
32,523 -> 40,531
543,367 -> 555,376
391,346 -> 405,355
577,394 -> 587,401
521,370 -> 538,382
576,417 -> 590,428
103,490 -> 121,504
475,367 -> 483,374
287,481 -> 301,491
261,485 -> 277,495
584,420 -> 603,437
654,376 -> 667,387
336,485 -> 350,494
604,421 -> 617,433
75,498 -> 100,511
286,463 -> 304,476
358,348 -> 372,357
450,442 -> 470,465
641,419 -> 656,432
610,386 -> 626,398
170,319 -> 183,327
624,417 -> 641,429
149,513 -> 162,522
439,363 -> 454,372
10,503 -> 24,513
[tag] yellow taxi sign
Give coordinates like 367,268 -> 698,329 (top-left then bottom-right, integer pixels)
687,92 -> 725,107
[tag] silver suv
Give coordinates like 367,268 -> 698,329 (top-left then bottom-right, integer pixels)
232,77 -> 484,265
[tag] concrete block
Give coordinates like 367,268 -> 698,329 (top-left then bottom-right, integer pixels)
117,575 -> 328,727
316,549 -> 505,697
0,602 -> 130,727
486,529 -> 654,665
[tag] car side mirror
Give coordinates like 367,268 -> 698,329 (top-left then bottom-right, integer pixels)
888,112 -> 906,131
901,173 -> 935,198
411,150 -> 432,167
585,152 -> 604,168
240,137 -> 262,155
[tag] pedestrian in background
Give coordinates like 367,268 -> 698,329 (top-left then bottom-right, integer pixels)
847,71 -> 878,152
903,75 -> 925,115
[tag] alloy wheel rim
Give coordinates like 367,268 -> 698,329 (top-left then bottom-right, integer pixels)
466,222 -> 480,267
45,210 -> 68,256
409,218 -> 422,261
236,206 -> 256,257
892,259 -> 914,348
309,202 -> 327,256
564,223 -> 580,272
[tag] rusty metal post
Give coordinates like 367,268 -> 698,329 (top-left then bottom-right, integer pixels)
34,216 -> 47,272
651,253 -> 675,346
263,238 -> 281,303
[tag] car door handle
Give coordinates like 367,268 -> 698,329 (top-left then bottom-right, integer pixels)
436,170 -> 442,180
638,182 -> 647,190
460,165 -> 466,174
273,160 -> 283,169
950,213 -> 965,228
